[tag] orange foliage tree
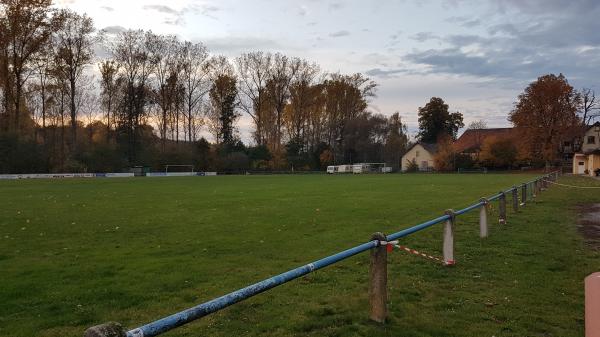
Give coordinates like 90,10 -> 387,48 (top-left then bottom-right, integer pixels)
479,136 -> 518,169
509,74 -> 581,166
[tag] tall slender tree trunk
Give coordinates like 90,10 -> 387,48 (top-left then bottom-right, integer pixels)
70,78 -> 77,147
14,78 -> 22,136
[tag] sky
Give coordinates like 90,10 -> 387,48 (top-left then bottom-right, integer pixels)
56,0 -> 600,141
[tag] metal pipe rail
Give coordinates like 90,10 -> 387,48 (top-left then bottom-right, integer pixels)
86,172 -> 558,337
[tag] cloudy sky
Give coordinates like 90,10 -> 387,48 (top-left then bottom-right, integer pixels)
56,0 -> 600,140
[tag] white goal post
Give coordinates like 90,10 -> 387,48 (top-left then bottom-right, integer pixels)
165,165 -> 195,174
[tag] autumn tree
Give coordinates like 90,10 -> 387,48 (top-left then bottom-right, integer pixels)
433,133 -> 456,171
284,59 -> 321,147
417,97 -> 464,143
207,57 -> 238,146
323,73 -> 377,147
509,74 -> 581,165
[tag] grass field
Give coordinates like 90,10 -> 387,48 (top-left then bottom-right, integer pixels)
0,173 -> 599,337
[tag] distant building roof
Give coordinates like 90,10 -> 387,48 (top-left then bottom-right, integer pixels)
587,121 -> 600,132
406,142 -> 438,154
453,128 -> 515,153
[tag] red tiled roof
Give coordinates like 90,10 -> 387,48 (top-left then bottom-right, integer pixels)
453,128 -> 516,153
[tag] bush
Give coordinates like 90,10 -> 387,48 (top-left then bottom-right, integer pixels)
480,137 -> 518,169
405,159 -> 419,172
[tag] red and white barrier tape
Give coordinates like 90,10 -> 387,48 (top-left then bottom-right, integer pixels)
383,241 -> 449,265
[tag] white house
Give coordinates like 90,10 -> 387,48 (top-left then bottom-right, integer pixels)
401,143 -> 437,172
573,122 -> 600,176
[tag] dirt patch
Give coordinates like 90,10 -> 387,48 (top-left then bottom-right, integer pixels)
577,204 -> 600,249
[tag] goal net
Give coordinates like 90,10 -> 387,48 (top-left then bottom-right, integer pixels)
165,165 -> 195,176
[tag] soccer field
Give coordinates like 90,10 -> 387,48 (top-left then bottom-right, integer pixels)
0,174 -> 598,337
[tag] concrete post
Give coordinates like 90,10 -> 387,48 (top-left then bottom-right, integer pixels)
499,192 -> 507,224
443,210 -> 455,266
369,232 -> 387,323
479,198 -> 488,238
521,183 -> 527,206
532,181 -> 538,199
512,186 -> 519,212
586,272 -> 600,337
84,322 -> 126,337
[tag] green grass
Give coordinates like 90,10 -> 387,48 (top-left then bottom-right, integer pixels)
0,174 -> 598,337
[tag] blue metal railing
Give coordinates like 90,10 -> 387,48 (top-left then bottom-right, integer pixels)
92,172 -> 557,337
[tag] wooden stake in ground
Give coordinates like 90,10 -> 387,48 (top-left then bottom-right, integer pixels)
512,187 -> 519,212
499,192 -> 507,224
369,232 -> 387,323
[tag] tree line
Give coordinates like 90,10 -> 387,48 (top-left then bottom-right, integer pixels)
0,0 -> 409,173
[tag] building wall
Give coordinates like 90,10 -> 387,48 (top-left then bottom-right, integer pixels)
590,154 -> 600,176
582,127 -> 600,153
573,153 -> 600,176
401,144 -> 434,171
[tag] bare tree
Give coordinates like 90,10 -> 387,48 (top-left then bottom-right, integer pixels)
111,29 -> 156,163
1,0 -> 55,135
147,33 -> 181,147
53,8 -> 95,146
98,59 -> 119,142
580,88 -> 598,125
180,41 -> 209,142
468,119 -> 487,130
31,45 -> 53,141
235,51 -> 272,145
265,53 -> 299,150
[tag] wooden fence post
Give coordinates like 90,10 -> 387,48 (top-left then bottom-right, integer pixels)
521,183 -> 527,206
369,232 -> 387,323
479,198 -> 488,238
532,181 -> 537,199
499,192 -> 507,224
84,322 -> 126,337
443,210 -> 455,265
512,186 -> 519,212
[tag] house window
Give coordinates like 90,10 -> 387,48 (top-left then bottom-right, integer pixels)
416,150 -> 420,157
563,141 -> 571,147
588,136 -> 596,144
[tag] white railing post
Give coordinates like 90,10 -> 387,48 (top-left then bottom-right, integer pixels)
443,210 -> 456,266
479,198 -> 488,238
